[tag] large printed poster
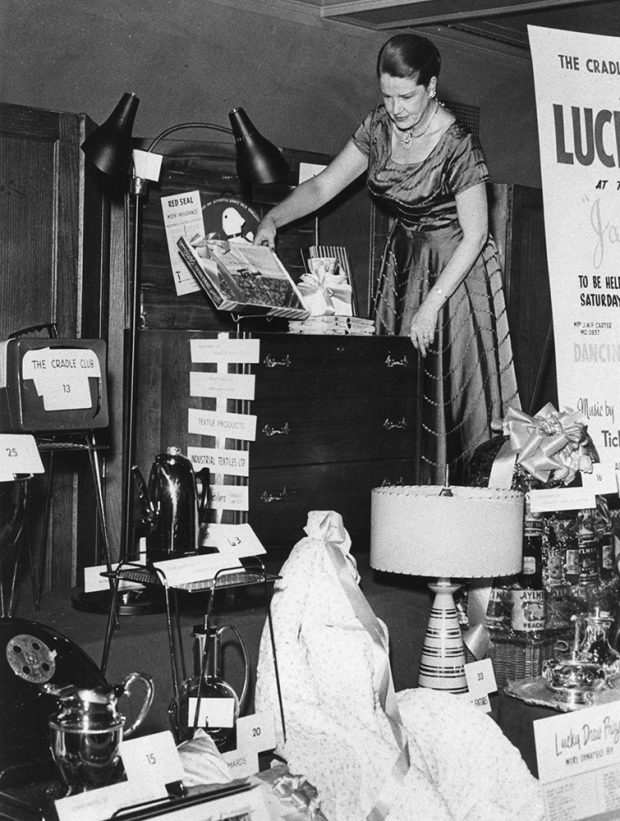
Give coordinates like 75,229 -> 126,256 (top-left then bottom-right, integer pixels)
529,25 -> 620,492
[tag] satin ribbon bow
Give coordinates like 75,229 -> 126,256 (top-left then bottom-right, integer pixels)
297,270 -> 352,316
502,402 -> 595,484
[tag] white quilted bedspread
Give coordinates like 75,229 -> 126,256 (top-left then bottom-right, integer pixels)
255,511 -> 544,821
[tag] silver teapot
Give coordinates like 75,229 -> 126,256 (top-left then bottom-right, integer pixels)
43,671 -> 154,794
133,447 -> 209,561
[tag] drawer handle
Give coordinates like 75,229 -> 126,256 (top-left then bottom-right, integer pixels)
261,422 -> 291,437
383,417 -> 407,431
263,354 -> 292,368
384,353 -> 409,368
260,487 -> 293,503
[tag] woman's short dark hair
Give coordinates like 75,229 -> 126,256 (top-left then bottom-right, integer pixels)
376,33 -> 441,86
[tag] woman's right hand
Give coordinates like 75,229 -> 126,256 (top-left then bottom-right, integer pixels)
253,215 -> 277,249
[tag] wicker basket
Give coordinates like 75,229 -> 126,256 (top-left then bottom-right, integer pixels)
489,633 -> 562,689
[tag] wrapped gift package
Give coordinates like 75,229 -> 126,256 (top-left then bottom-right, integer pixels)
466,404 -> 618,685
0,338 -> 109,431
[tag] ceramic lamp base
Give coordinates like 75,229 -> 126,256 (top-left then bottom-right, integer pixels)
417,578 -> 468,694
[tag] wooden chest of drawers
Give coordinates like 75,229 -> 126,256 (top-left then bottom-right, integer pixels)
135,330 -> 419,556
249,333 -> 419,552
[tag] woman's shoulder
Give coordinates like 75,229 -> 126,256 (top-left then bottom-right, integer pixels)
440,115 -> 484,153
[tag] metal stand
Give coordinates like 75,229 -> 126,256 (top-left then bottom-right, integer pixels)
176,558 -> 286,744
100,562 -> 179,682
36,431 -> 113,611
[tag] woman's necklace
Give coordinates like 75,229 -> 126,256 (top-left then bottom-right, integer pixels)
398,100 -> 439,150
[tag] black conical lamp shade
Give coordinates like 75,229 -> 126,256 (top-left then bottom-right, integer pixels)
82,92 -> 140,178
228,107 -> 289,187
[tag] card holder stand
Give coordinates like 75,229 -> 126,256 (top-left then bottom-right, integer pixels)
100,558 -> 287,752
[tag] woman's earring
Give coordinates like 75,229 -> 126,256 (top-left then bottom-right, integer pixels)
429,89 -> 436,99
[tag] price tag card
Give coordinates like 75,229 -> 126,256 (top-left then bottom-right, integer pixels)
190,371 -> 255,401
580,458 -> 618,495
0,434 -> 44,477
463,658 -> 496,713
190,337 -> 261,364
119,730 -> 185,798
534,700 -> 620,820
188,407 -> 257,442
222,711 -> 277,779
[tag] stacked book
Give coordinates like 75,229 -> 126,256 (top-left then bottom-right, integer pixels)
288,316 -> 376,335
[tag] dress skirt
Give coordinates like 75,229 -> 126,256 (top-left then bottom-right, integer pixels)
373,220 -> 520,484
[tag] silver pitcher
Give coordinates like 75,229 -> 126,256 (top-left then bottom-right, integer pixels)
43,671 -> 154,794
133,447 -> 209,561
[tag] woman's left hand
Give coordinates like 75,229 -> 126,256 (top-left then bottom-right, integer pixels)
409,302 -> 439,356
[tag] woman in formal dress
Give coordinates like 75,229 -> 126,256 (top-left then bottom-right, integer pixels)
254,33 -> 519,483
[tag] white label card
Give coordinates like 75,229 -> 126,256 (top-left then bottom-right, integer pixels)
534,700 -> 620,820
188,446 -> 249,477
84,524 -> 265,591
528,486 -> 597,513
188,696 -> 235,728
188,407 -> 257,442
0,434 -> 44,476
119,730 -> 185,798
190,337 -> 260,364
22,348 -> 99,410
462,658 -> 496,713
190,371 -> 255,400
580,459 -> 619,495
221,712 -> 277,780
55,781 -> 132,821
209,483 -> 249,512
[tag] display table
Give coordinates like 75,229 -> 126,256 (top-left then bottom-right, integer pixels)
3,557 -> 551,784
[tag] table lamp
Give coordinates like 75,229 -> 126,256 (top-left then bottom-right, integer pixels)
370,484 -> 523,694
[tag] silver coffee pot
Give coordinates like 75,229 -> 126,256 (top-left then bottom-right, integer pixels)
43,671 -> 154,794
133,447 -> 209,561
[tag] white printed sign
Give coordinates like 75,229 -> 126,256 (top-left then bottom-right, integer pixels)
529,26 -> 620,490
209,483 -> 249,512
188,446 -> 250,477
190,371 -> 255,401
161,190 -> 204,296
534,701 -> 620,820
22,348 -> 100,410
190,337 -> 261,364
188,408 -> 257,442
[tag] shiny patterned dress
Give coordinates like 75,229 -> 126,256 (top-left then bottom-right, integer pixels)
353,105 -> 520,484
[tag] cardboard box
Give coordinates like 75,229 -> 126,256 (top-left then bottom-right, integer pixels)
0,338 -> 109,431
177,236 -> 310,321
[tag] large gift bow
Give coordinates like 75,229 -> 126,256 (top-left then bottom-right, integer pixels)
502,402 -> 597,484
297,270 -> 352,316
